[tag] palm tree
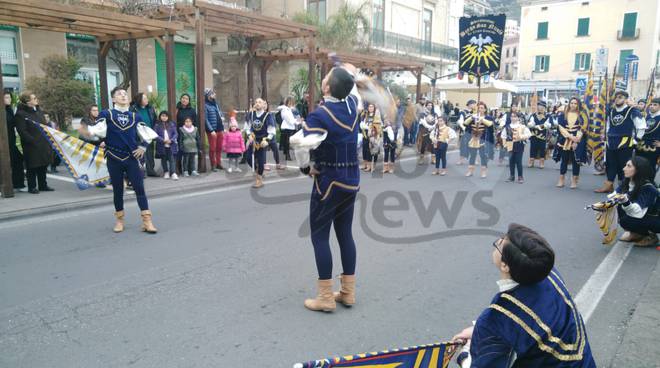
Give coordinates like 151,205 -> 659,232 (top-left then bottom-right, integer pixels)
293,2 -> 371,52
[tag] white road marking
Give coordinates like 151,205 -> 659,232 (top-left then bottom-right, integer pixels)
574,240 -> 633,323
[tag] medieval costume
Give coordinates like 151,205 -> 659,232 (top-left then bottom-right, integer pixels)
382,121 -> 397,174
502,117 -> 531,183
245,107 -> 277,188
553,109 -> 587,189
360,108 -> 380,172
636,106 -> 660,179
527,101 -> 552,168
368,121 -> 383,172
595,91 -> 646,193
464,108 -> 495,178
456,100 -> 476,165
417,103 -> 436,165
430,119 -> 457,176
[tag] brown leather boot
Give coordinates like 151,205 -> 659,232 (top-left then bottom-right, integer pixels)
570,176 -> 579,189
465,165 -> 475,177
304,279 -> 336,312
594,180 -> 614,193
556,175 -> 565,188
334,274 -> 356,307
113,211 -> 124,233
140,210 -> 157,234
253,175 -> 264,188
539,159 -> 545,169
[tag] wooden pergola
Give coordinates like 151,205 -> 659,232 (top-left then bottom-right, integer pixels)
256,48 -> 428,99
154,0 -> 318,171
0,0 -> 183,198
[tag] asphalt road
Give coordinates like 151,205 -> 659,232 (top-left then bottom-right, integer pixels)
1,149 -> 658,368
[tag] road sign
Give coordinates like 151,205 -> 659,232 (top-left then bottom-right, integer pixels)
595,48 -> 608,76
576,77 -> 588,91
624,63 -> 631,86
625,54 -> 639,62
632,61 -> 639,80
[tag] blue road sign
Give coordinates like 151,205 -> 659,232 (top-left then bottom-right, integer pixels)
576,77 -> 588,91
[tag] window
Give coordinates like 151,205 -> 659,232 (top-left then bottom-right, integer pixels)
537,22 -> 548,39
577,18 -> 589,36
373,0 -> 385,30
535,55 -> 550,72
506,48 -> 510,58
0,31 -> 19,78
307,0 -> 326,24
422,8 -> 432,44
513,47 -> 517,57
622,12 -> 637,38
505,63 -> 510,74
574,53 -> 591,71
619,49 -> 633,74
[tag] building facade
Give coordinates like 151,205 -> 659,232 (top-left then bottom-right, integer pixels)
463,0 -> 492,17
517,0 -> 660,98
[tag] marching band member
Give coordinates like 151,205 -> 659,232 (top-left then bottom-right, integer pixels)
360,103 -> 380,172
636,97 -> 660,179
497,104 -> 522,167
527,100 -> 552,169
464,101 -> 495,178
417,101 -> 437,165
502,112 -> 531,183
82,87 -> 157,234
245,98 -> 276,188
430,115 -> 457,176
607,156 -> 660,246
290,65 -> 363,312
553,98 -> 587,189
595,91 -> 646,193
456,99 -> 477,165
382,119 -> 397,174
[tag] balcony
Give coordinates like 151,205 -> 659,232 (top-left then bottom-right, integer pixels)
617,28 -> 640,40
370,28 -> 458,61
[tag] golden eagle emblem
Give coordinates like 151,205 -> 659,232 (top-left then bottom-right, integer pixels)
460,33 -> 500,70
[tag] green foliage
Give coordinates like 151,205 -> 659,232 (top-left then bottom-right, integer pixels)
383,78 -> 409,102
25,55 -> 94,131
293,3 -> 370,51
290,67 -> 321,102
147,92 -> 165,113
175,72 -> 195,107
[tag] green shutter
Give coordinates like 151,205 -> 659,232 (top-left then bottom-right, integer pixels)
585,53 -> 591,69
622,13 -> 637,37
537,22 -> 548,39
619,49 -> 633,74
535,56 -> 541,72
574,54 -> 580,71
577,18 -> 589,36
545,56 -> 550,72
155,41 -> 197,107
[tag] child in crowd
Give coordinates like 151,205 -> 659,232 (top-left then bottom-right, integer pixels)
430,115 -> 457,176
155,111 -> 179,180
368,121 -> 383,173
223,116 -> 246,173
178,116 -> 200,177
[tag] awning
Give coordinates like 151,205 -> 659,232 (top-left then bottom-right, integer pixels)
434,78 -> 518,93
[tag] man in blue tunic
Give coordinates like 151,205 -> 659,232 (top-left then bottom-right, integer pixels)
83,87 -> 157,234
291,65 -> 362,312
595,91 -> 646,193
636,97 -> 660,179
452,223 -> 595,368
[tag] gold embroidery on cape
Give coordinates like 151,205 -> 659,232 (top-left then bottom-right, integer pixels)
320,105 -> 359,132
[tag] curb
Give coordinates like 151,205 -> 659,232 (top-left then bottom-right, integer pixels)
0,174 -> 256,222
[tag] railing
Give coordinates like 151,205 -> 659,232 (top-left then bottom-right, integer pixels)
617,28 -> 640,40
370,28 -> 458,61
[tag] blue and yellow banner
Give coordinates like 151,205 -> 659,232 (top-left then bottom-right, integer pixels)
459,14 -> 506,75
293,342 -> 461,368
35,123 -> 109,190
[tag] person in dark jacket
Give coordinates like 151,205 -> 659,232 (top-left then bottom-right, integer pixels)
13,91 -> 54,194
175,93 -> 198,174
204,88 -> 225,171
130,92 -> 158,177
4,91 -> 25,190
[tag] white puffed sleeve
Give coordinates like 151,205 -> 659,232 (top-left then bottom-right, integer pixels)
289,129 -> 327,169
88,118 -> 107,138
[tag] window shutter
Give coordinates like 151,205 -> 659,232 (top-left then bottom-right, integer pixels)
535,56 -> 540,72
545,56 -> 550,72
537,22 -> 548,39
577,18 -> 589,36
585,53 -> 591,70
622,13 -> 637,37
574,54 -> 580,71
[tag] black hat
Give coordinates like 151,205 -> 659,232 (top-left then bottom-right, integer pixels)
638,99 -> 647,104
651,97 -> 660,105
537,100 -> 547,108
614,90 -> 629,98
467,99 -> 477,106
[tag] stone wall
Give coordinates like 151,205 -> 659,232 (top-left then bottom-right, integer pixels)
18,29 -> 67,83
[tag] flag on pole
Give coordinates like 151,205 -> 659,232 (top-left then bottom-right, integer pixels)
35,123 -> 109,190
588,70 -> 608,172
643,66 -> 656,117
293,342 -> 461,368
581,68 -> 595,163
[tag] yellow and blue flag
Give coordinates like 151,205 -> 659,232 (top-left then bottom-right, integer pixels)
293,342 -> 461,368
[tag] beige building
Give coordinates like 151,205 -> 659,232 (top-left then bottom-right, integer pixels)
517,0 -> 660,98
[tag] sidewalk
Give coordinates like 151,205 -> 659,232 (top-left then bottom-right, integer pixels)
610,255 -> 660,367
0,154 -> 297,221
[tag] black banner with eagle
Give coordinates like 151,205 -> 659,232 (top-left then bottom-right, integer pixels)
459,14 -> 506,76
